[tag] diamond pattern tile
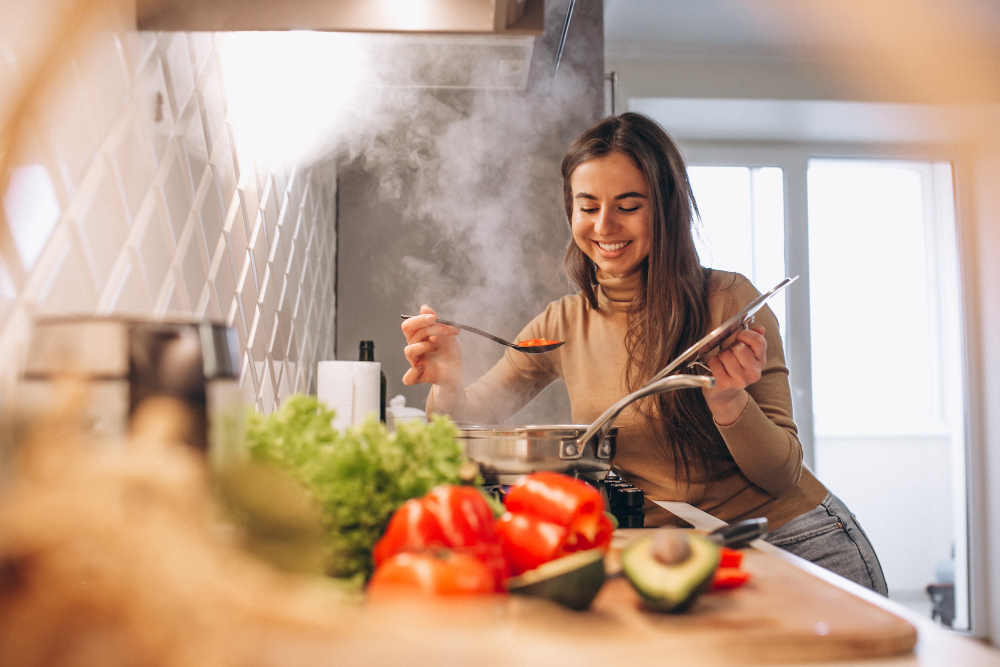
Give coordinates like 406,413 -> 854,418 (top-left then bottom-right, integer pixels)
76,163 -> 129,287
76,31 -> 130,139
110,119 -> 155,225
0,26 -> 338,411
160,32 -> 195,119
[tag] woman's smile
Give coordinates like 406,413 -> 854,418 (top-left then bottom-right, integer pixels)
594,239 -> 633,256
570,152 -> 651,275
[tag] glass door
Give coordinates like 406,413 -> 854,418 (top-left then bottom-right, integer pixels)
688,156 -> 970,629
807,158 -> 968,629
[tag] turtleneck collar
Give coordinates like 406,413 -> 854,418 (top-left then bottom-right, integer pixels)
596,267 -> 643,312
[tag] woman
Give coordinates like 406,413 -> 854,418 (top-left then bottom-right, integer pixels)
401,112 -> 887,595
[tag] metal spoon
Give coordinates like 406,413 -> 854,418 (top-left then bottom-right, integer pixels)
400,314 -> 565,354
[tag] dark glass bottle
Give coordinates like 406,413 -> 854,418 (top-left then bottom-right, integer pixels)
359,340 -> 386,423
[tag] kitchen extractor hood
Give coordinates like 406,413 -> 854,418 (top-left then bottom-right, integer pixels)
136,0 -> 544,35
363,34 -> 535,89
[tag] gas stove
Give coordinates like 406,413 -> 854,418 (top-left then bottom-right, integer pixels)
482,473 -> 644,528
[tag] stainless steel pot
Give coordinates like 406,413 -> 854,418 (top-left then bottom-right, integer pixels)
457,374 -> 714,484
18,316 -> 242,456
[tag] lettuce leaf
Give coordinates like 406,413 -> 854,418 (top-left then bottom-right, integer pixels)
244,394 -> 464,580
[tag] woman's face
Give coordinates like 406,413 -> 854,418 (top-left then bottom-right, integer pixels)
569,151 -> 651,276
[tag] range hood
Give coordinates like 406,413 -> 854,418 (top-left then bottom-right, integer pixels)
136,0 -> 544,35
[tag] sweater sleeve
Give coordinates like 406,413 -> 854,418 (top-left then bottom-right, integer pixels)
426,306 -> 562,424
711,278 -> 804,498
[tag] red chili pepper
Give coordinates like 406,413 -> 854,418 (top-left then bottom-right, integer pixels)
368,551 -> 496,599
711,567 -> 751,590
373,485 -> 507,591
496,512 -> 568,576
719,547 -> 744,569
504,472 -> 605,545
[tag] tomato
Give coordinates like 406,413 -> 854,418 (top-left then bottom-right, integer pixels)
367,551 -> 496,599
496,512 -> 568,576
504,472 -> 605,545
719,547 -> 744,569
373,485 -> 507,591
711,567 -> 751,590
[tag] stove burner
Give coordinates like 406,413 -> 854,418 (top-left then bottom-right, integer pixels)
481,475 -> 644,528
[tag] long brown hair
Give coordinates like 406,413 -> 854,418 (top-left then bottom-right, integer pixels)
561,112 -> 729,482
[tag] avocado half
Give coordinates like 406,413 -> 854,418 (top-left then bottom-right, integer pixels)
621,532 -> 720,612
506,549 -> 606,610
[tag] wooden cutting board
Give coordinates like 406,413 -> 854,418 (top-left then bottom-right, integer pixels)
257,532 -> 917,667
584,535 -> 918,664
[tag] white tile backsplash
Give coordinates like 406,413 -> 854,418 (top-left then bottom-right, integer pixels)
0,20 -> 337,412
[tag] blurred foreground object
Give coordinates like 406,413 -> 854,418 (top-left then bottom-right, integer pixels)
0,389 -> 350,667
20,316 -> 243,458
244,395 -> 468,580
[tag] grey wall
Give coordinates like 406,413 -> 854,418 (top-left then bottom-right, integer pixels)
335,0 -> 605,423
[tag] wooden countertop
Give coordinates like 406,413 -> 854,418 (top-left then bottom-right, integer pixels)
654,500 -> 1000,667
251,502 -> 1000,667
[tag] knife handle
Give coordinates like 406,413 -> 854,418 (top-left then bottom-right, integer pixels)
707,517 -> 770,549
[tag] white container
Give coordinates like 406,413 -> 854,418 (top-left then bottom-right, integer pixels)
317,360 -> 381,431
386,394 -> 426,431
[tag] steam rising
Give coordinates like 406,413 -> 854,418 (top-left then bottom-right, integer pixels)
220,25 -> 600,388
222,24 -> 594,386
350,62 -> 597,384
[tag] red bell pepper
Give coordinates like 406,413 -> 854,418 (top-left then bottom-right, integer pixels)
495,512 -> 568,576
573,511 -> 615,552
719,547 -> 744,569
373,497 -> 448,566
373,485 -> 507,591
368,551 -> 496,599
423,485 -> 507,588
711,567 -> 751,590
504,472 -> 606,547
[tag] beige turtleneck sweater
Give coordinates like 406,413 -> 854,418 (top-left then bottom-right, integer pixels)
428,269 -> 828,531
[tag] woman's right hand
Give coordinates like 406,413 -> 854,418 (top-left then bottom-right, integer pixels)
401,305 -> 463,395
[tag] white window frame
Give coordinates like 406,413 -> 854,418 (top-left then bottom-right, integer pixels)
678,139 -> 984,637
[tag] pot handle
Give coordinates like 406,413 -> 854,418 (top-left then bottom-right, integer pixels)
566,374 -> 716,459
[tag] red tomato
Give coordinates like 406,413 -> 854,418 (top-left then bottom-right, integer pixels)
719,547 -> 743,569
367,551 -> 496,599
711,567 -> 751,590
504,472 -> 605,544
496,512 -> 568,576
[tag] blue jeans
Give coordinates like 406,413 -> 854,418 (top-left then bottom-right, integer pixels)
765,493 -> 888,596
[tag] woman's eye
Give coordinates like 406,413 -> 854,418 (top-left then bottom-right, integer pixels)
619,206 -> 640,213
580,207 -> 600,214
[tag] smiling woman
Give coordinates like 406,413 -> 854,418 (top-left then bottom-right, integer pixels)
569,151 -> 651,275
402,112 -> 887,595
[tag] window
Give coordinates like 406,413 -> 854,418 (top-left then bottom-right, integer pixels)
688,166 -> 787,337
808,158 -> 967,629
684,150 -> 969,629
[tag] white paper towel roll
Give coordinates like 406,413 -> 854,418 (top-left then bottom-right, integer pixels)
317,361 -> 381,431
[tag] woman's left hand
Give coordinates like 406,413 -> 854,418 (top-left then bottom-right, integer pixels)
702,325 -> 767,427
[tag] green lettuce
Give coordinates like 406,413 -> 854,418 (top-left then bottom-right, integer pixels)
244,394 -> 464,580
